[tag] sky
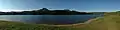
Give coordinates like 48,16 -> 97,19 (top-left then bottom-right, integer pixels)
0,0 -> 120,12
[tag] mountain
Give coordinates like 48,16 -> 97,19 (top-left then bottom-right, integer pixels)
0,8 -> 93,15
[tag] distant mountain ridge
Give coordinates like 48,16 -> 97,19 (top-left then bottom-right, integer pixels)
0,8 -> 93,15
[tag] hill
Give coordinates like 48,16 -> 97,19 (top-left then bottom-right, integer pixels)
0,8 -> 93,15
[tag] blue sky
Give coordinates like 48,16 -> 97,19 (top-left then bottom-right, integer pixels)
0,0 -> 120,12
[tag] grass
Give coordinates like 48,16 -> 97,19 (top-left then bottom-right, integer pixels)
0,20 -> 90,30
1,12 -> 120,30
87,12 -> 120,30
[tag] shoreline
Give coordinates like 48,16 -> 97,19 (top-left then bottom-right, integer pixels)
40,17 -> 102,26
0,17 -> 102,27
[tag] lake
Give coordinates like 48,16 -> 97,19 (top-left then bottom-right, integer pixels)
0,14 -> 103,25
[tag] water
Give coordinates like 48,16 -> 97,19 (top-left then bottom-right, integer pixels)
0,15 -> 102,25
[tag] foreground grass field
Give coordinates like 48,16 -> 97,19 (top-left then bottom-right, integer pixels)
88,12 -> 120,30
0,12 -> 120,30
0,20 -> 90,30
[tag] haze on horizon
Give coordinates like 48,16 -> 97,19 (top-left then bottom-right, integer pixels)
0,0 -> 120,12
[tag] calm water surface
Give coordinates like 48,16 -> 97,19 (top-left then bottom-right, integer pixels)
0,15 -> 103,24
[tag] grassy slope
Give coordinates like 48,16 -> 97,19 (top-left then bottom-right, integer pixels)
0,12 -> 119,30
88,12 -> 120,30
